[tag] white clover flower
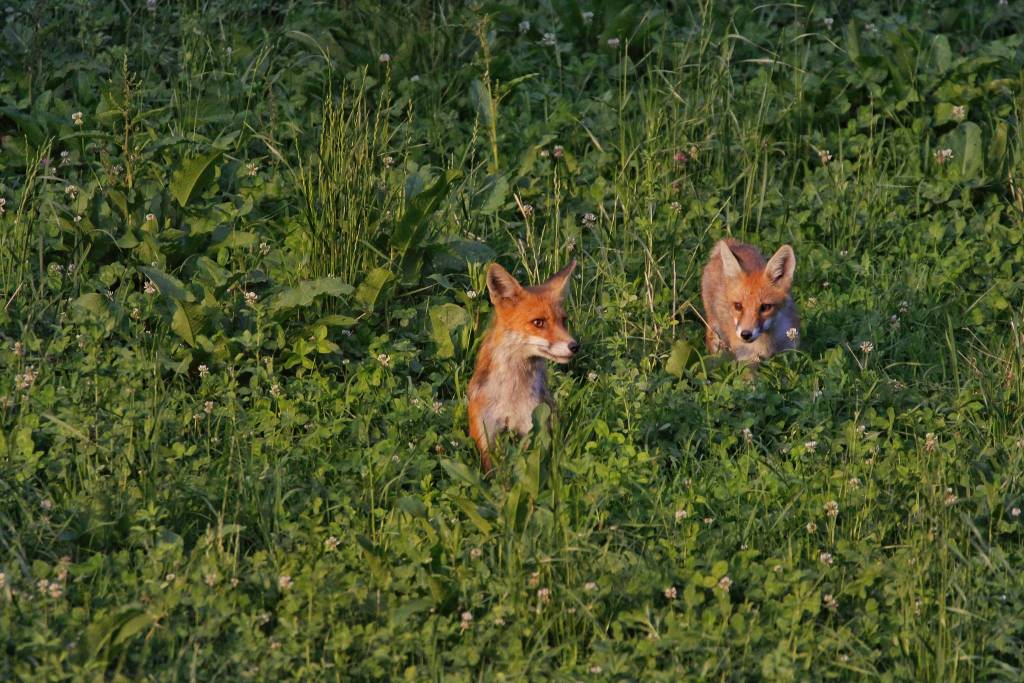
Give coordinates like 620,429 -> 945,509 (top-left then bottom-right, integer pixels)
15,366 -> 37,390
244,291 -> 258,306
537,587 -> 551,602
71,111 -> 84,126
1011,507 -> 1020,518
246,162 -> 259,177
819,149 -> 833,165
470,547 -> 482,560
198,364 -> 209,378
278,575 -> 293,590
144,280 -> 158,295
786,327 -> 799,342
378,53 -> 391,63
460,611 -> 473,630
806,521 -> 817,533
924,432 -> 938,452
203,400 -> 214,415
823,17 -> 834,29
520,203 -> 534,217
48,582 -> 63,598
607,37 -> 620,48
944,488 -> 958,506
466,289 -> 477,299
859,341 -> 874,354
823,593 -> 838,610
741,427 -> 753,443
589,665 -> 602,674
587,371 -> 598,382
804,440 -> 818,452
825,500 -> 839,517
542,32 -> 556,46
934,148 -> 954,165
377,353 -> 391,368
674,508 -> 687,522
0,197 -> 7,216
899,300 -> 910,314
324,536 -> 339,551
65,185 -> 78,199
584,581 -> 598,592
663,585 -> 677,599
582,11 -> 594,23
703,516 -> 714,526
582,212 -> 597,227
819,551 -> 834,566
848,477 -> 861,489
205,572 -> 218,587
259,242 -> 271,256
518,20 -> 531,33
717,576 -> 732,592
670,201 -> 681,213
951,105 -> 966,121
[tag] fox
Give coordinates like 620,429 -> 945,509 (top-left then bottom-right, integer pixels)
467,261 -> 579,473
700,238 -> 799,362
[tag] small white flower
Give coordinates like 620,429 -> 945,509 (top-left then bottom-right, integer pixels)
542,32 -> 556,46
819,551 -> 834,566
15,366 -> 38,390
786,327 -> 799,342
270,383 -> 281,397
806,521 -> 817,533
470,547 -> 482,560
607,37 -> 620,48
582,11 -> 594,23
741,427 -> 753,443
71,111 -> 84,126
41,498 -> 53,511
669,201 -> 681,213
584,581 -> 598,592
823,17 -> 834,29
460,611 -> 473,630
520,203 -> 534,217
65,185 -> 78,200
0,197 -> 6,215
848,477 -> 861,489
278,575 -> 293,590
377,353 -> 391,368
518,20 -> 531,33
246,162 -> 259,177
410,74 -> 420,82
553,145 -> 564,158
582,212 -> 597,227
951,105 -> 966,121
674,508 -> 688,522
944,488 -> 958,506
198,364 -> 209,378
934,148 -> 954,165
144,280 -> 158,295
859,341 -> 874,354
717,576 -> 732,592
899,300 -> 910,314
244,291 -> 258,306
587,371 -> 598,382
703,516 -> 715,526
924,432 -> 938,452
205,572 -> 218,586
823,593 -> 838,610
382,155 -> 395,167
589,665 -> 602,674
324,536 -> 339,551
663,585 -> 677,599
203,400 -> 214,415
259,242 -> 271,256
825,500 -> 839,517
466,289 -> 477,299
804,440 -> 818,452
819,149 -> 833,165
378,53 -> 391,63
537,587 -> 551,602
48,582 -> 63,599
1011,507 -> 1020,518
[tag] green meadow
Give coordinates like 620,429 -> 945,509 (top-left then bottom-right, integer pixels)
1,1 -> 1022,679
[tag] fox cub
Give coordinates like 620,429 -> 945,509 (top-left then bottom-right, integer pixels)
701,239 -> 799,362
467,261 -> 579,472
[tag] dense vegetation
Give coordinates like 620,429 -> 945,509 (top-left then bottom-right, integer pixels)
1,1 -> 1022,679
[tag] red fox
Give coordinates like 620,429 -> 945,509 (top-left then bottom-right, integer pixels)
467,261 -> 579,472
701,239 -> 799,362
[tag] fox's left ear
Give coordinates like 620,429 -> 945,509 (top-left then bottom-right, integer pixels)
765,245 -> 796,290
543,260 -> 577,299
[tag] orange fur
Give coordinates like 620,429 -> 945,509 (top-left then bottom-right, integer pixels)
467,261 -> 578,472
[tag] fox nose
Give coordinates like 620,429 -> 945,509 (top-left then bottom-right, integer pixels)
739,330 -> 753,342
568,340 -> 580,354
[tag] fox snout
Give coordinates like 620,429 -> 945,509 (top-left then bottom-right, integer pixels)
737,325 -> 761,343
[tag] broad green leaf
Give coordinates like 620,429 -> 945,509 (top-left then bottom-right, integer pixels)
354,267 -> 395,311
170,151 -> 222,207
429,303 -> 469,359
266,278 -> 353,312
71,293 -> 111,320
171,301 -> 201,347
397,496 -> 427,518
450,494 -> 493,534
478,174 -> 509,215
666,339 -> 694,378
139,266 -> 187,301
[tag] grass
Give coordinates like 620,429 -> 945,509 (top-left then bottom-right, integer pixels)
1,0 -> 1023,679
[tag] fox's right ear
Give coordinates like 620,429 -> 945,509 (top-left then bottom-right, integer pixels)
486,263 -> 524,305
718,241 -> 743,279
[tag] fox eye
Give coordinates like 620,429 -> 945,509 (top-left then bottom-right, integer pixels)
532,318 -> 546,329
760,303 -> 774,313
733,302 -> 743,312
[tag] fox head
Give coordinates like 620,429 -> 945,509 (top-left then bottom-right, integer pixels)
718,241 -> 795,344
485,261 -> 579,363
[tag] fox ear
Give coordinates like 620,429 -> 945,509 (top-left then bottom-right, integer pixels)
486,263 -> 524,304
718,241 -> 744,280
765,245 -> 796,289
542,260 -> 577,299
